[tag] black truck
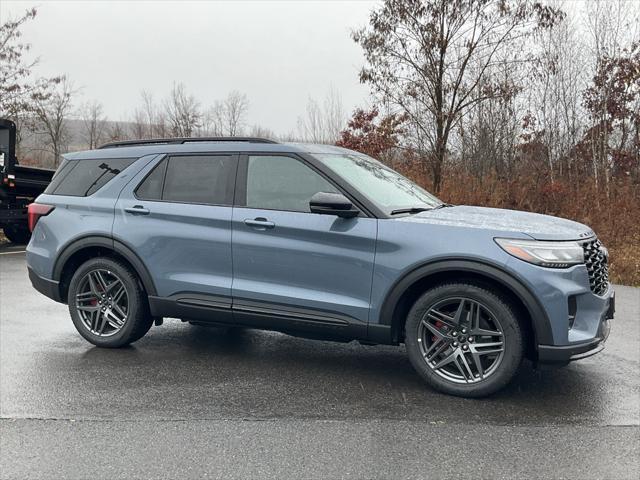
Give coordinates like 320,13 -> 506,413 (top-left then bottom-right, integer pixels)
0,118 -> 54,244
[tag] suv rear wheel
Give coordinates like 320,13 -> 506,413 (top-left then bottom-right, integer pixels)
404,282 -> 523,397
67,257 -> 153,348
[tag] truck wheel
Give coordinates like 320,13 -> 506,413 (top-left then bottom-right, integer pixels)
404,282 -> 524,398
3,225 -> 31,244
67,257 -> 153,348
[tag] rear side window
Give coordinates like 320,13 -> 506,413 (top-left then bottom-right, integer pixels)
45,158 -> 135,196
43,159 -> 75,193
136,155 -> 235,205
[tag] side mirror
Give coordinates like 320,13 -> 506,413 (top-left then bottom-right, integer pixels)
309,192 -> 359,218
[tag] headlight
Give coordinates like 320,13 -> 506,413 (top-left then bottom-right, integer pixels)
495,238 -> 584,268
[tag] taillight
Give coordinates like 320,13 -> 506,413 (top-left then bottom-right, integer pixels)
27,203 -> 55,232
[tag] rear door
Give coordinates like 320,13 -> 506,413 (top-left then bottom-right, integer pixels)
113,153 -> 237,320
231,153 -> 377,337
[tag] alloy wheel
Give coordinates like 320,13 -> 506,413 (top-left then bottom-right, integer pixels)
417,297 -> 505,384
75,269 -> 129,337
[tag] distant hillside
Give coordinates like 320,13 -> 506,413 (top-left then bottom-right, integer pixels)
17,119 -> 136,168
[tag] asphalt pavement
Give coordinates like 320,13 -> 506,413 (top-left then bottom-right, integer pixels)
1,245 -> 638,479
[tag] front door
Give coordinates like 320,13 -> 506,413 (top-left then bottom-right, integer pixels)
231,154 -> 377,337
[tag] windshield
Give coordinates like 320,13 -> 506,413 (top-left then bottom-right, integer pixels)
314,153 -> 442,213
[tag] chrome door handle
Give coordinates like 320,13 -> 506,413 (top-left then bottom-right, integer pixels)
244,217 -> 275,229
124,205 -> 150,215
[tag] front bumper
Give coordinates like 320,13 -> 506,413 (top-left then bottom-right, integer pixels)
28,267 -> 62,303
538,289 -> 614,364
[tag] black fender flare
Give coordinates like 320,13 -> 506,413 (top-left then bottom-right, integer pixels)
378,259 -> 553,345
52,235 -> 157,297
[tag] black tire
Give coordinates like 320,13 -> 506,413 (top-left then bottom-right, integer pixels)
404,282 -> 523,398
3,224 -> 31,244
67,257 -> 153,348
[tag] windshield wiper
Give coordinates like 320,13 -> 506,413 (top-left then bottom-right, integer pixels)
389,207 -> 433,215
431,203 -> 454,210
390,203 -> 453,215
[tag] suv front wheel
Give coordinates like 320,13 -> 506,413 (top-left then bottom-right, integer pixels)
404,282 -> 524,397
68,257 -> 153,348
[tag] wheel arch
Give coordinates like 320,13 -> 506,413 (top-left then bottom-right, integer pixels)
53,235 -> 157,302
379,259 -> 552,358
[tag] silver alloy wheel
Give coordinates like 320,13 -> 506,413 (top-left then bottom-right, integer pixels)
75,269 -> 129,337
417,297 -> 505,384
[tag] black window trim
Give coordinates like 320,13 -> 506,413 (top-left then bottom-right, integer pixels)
133,152 -> 239,207
235,152 -> 379,218
133,155 -> 169,202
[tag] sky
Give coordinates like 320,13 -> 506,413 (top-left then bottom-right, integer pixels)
1,0 -> 379,134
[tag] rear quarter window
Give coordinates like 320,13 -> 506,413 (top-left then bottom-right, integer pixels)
45,158 -> 136,196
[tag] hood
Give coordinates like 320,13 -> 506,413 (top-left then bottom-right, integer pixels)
404,205 -> 594,241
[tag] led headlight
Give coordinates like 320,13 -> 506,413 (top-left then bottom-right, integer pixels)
495,238 -> 584,268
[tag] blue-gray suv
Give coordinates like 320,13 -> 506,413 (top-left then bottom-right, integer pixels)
26,137 -> 615,397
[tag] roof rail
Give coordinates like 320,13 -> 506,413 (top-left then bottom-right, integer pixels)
98,136 -> 279,149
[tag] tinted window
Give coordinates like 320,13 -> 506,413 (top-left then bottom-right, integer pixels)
246,155 -> 337,212
162,155 -> 235,205
46,158 -> 135,196
135,158 -> 167,201
43,159 -> 75,194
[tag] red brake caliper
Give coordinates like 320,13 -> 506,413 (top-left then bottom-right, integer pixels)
433,320 -> 444,341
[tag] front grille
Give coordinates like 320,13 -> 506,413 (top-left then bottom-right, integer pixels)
582,238 -> 609,295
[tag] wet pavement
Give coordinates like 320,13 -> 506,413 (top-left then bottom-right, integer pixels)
1,247 -> 639,479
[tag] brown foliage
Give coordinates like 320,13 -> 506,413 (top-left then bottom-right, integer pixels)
336,108 -> 405,158
583,42 -> 640,127
395,159 -> 640,286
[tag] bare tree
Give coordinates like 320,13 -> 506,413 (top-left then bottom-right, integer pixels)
130,108 -> 148,140
201,91 -> 249,136
298,97 -> 324,143
201,101 -> 225,136
79,100 -> 107,149
131,91 -> 168,139
32,78 -> 75,167
107,122 -> 129,142
354,0 -> 564,192
533,13 -> 586,181
458,63 -> 521,179
0,8 -> 61,152
323,86 -> 346,143
165,82 -> 201,137
224,91 -> 249,136
297,87 -> 345,144
585,0 -> 638,65
249,124 -> 277,140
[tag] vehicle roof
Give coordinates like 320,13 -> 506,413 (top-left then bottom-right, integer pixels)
63,142 -> 358,160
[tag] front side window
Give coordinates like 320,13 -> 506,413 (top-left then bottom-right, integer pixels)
246,155 -> 338,212
45,158 -> 136,196
314,153 -> 442,213
137,155 -> 235,205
